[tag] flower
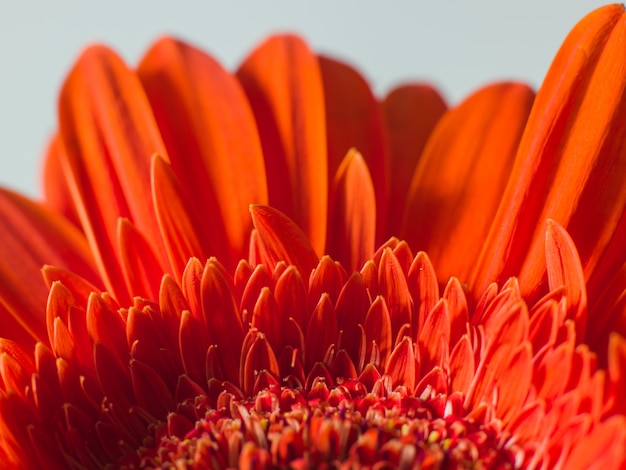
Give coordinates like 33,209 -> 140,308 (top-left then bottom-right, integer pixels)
1,4 -> 626,469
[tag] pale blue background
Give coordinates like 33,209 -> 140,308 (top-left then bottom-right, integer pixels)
0,0 -> 608,197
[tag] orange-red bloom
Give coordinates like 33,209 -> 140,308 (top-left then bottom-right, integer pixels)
1,4 -> 626,469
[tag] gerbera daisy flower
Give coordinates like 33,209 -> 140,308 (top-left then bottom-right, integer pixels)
1,3 -> 625,469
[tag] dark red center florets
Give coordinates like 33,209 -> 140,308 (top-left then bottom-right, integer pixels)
136,380 -> 522,469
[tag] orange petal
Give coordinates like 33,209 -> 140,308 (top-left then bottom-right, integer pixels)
117,218 -> 164,301
545,220 -> 587,340
274,266 -> 307,337
250,287 -> 281,352
562,414 -> 626,469
407,252 -> 439,332
494,343 -> 532,421
86,293 -> 128,372
382,84 -> 447,238
304,294 -> 337,370
326,149 -> 376,272
607,333 -> 626,415
237,35 -> 327,255
242,333 -> 280,396
138,37 -> 268,264
442,277 -> 469,347
151,154 -> 210,279
385,336 -> 416,390
363,296 -> 392,369
472,5 -> 626,301
335,272 -> 369,367
378,248 -> 412,337
449,335 -> 475,394
58,44 -> 169,300
308,256 -> 347,313
200,259 -> 244,385
402,82 -> 534,284
249,205 -> 319,278
0,189 -> 98,347
319,56 -> 387,242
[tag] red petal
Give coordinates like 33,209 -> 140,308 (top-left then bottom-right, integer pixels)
178,311 -> 209,386
151,154 -> 209,279
494,343 -> 532,421
308,256 -> 347,313
449,335 -> 475,394
326,149 -> 377,272
249,205 -> 319,277
58,44 -> 169,301
86,293 -> 129,371
544,220 -> 587,340
130,359 -> 175,418
363,296 -> 393,369
274,266 -> 308,339
418,299 -> 451,372
240,264 -> 272,325
382,84 -> 447,238
472,5 -> 626,302
0,189 -> 98,347
402,82 -> 533,284
242,333 -> 280,396
563,415 -> 626,469
251,287 -> 281,352
385,337 -> 416,391
304,294 -> 337,370
118,217 -> 164,300
407,252 -> 439,332
319,56 -> 387,242
201,260 -> 244,384
443,277 -> 469,347
378,248 -> 412,337
607,333 -> 626,415
238,35 -> 327,255
138,37 -> 268,266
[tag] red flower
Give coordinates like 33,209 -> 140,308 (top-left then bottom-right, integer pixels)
0,4 -> 625,468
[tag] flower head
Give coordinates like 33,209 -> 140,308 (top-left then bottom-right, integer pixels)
1,4 -> 626,469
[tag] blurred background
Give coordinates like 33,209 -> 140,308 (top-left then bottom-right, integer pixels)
0,0 -> 608,197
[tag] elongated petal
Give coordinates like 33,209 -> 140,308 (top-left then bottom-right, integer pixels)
319,56 -> 387,241
138,38 -> 268,265
472,5 -> 626,302
382,84 -> 447,238
326,149 -> 376,272
545,220 -> 587,339
0,189 -> 97,347
237,35 -> 327,255
118,218 -> 163,301
151,154 -> 210,279
402,82 -> 534,283
249,205 -> 318,277
58,44 -> 169,301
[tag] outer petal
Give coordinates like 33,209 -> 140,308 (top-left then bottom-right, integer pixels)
237,34 -> 327,255
58,44 -> 169,302
0,189 -> 98,347
319,56 -> 388,242
472,5 -> 626,303
402,82 -> 534,283
382,84 -> 447,238
138,37 -> 268,267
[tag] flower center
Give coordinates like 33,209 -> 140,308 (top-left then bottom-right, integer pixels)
135,380 -> 522,469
